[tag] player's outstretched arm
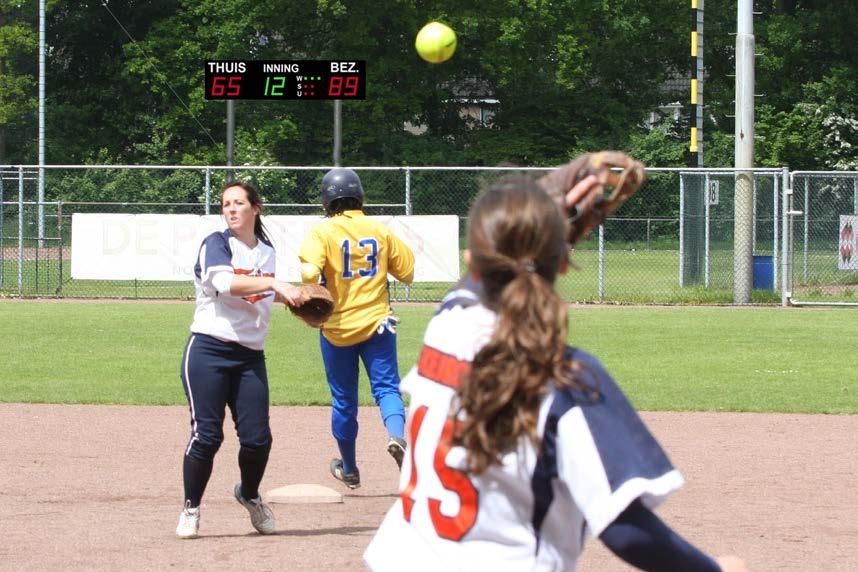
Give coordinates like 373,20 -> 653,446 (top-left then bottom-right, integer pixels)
272,282 -> 308,307
228,275 -> 307,306
599,500 -> 746,571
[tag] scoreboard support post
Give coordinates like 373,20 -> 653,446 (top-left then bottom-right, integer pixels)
334,99 -> 342,167
226,99 -> 235,180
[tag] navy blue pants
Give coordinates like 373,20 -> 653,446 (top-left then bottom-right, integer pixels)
180,333 -> 272,462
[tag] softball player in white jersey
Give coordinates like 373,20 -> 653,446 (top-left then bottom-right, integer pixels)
176,182 -> 306,539
365,176 -> 747,571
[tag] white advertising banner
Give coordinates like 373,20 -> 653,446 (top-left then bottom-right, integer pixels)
71,213 -> 459,282
839,215 -> 857,271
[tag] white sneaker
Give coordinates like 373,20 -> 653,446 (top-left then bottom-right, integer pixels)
176,501 -> 200,539
233,484 -> 276,535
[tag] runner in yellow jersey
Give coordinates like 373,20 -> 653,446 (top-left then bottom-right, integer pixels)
299,168 -> 415,489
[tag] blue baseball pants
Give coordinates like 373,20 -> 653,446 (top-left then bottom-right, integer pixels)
319,328 -> 405,445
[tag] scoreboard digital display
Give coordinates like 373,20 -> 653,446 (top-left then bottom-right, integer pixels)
204,60 -> 366,100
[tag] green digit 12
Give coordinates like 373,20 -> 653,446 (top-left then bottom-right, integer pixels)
264,76 -> 286,96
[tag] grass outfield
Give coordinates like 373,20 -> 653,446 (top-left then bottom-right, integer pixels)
0,300 -> 854,413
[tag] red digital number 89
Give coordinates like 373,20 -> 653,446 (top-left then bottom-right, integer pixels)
328,76 -> 360,98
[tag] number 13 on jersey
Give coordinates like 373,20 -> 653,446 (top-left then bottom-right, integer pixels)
341,238 -> 378,278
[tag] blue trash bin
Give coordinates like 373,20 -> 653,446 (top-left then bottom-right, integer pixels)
753,255 -> 774,289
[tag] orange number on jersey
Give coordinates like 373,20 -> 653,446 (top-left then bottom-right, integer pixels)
401,405 -> 479,542
428,417 -> 479,540
400,405 -> 428,521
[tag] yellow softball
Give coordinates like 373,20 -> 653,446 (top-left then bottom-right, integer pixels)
415,22 -> 457,64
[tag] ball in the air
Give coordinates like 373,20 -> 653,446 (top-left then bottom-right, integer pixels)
415,22 -> 457,64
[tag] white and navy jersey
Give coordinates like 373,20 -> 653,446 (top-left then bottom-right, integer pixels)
365,279 -> 684,572
189,230 -> 275,351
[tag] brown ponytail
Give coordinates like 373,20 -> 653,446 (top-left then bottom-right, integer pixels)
454,175 -> 580,474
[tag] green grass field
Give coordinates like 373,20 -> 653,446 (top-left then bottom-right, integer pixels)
1,301 -> 854,413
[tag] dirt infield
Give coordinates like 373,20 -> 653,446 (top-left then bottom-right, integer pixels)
1,405 -> 855,571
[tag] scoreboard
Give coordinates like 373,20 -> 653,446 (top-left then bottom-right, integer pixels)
204,60 -> 366,100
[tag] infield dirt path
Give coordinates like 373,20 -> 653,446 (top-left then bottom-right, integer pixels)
0,404 -> 855,571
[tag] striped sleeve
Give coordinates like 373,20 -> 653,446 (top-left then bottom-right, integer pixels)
553,351 -> 684,536
196,231 -> 234,294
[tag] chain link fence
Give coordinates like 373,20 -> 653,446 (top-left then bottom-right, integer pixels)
678,170 -> 782,296
1,165 -> 855,304
785,172 -> 858,305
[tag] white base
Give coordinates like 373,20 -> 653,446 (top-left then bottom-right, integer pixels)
264,483 -> 344,504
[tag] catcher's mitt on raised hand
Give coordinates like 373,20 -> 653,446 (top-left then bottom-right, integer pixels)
289,283 -> 334,328
537,151 -> 645,247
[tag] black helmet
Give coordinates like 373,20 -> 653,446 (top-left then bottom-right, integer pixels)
321,168 -> 364,210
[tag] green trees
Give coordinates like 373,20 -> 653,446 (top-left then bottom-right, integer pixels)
0,0 -> 38,164
702,1 -> 857,169
0,1 -> 853,171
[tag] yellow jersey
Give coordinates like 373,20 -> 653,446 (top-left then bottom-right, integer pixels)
299,210 -> 415,346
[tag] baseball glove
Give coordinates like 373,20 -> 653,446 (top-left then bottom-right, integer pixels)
288,283 -> 334,328
537,151 -> 645,247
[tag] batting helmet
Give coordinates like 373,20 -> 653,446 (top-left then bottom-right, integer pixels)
321,168 -> 364,210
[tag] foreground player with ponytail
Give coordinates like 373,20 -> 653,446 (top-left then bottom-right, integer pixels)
364,174 -> 747,571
